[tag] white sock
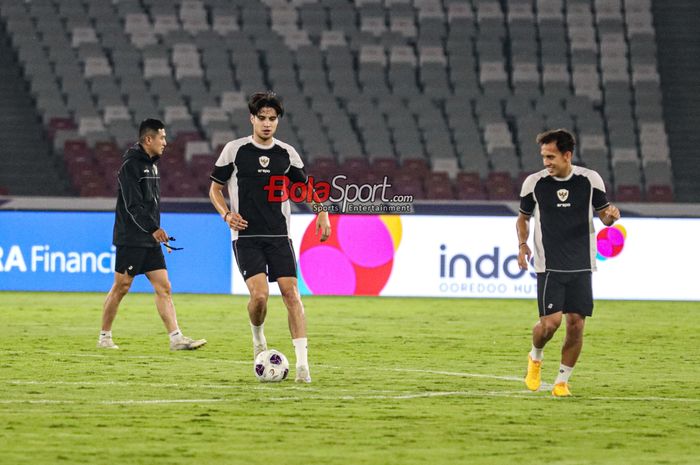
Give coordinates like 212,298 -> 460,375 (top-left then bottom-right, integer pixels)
251,323 -> 266,347
292,337 -> 308,368
555,364 -> 574,384
168,329 -> 182,341
99,330 -> 112,339
530,345 -> 544,362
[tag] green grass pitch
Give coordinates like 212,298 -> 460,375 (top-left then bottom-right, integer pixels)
1,291 -> 698,464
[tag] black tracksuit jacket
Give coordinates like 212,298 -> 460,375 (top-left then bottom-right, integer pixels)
113,144 -> 161,248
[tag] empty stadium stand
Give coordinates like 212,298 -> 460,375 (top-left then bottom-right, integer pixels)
0,0 -> 686,202
0,19 -> 71,196
652,0 -> 700,203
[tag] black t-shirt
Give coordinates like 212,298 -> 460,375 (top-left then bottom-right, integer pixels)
211,136 -> 307,239
519,166 -> 610,272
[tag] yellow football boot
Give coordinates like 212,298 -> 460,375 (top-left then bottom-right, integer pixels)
524,355 -> 542,391
552,382 -> 572,397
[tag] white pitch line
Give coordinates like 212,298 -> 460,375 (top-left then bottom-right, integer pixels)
389,368 -> 554,390
391,367 -> 524,383
102,398 -> 226,405
3,353 -> 699,404
3,382 -> 699,405
0,391 -> 547,405
46,352 -> 251,365
6,379 -> 323,392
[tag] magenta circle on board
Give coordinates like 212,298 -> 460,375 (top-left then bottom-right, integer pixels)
607,227 -> 625,247
597,227 -> 625,258
337,215 -> 394,268
299,246 -> 356,295
597,238 -> 614,257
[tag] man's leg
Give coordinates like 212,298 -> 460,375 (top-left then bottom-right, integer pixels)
145,269 -> 179,332
277,277 -> 306,339
561,313 -> 585,367
525,312 -> 563,390
98,271 -> 134,348
532,312 -> 563,349
244,273 -> 270,358
277,277 -> 310,383
551,313 -> 586,396
146,269 -> 206,350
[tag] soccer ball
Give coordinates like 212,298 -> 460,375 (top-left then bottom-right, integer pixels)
254,349 -> 290,382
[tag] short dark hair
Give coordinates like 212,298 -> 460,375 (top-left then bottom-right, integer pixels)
536,128 -> 576,155
139,118 -> 165,140
248,91 -> 284,117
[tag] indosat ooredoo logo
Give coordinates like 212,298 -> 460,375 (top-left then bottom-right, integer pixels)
596,224 -> 627,261
297,215 -> 401,295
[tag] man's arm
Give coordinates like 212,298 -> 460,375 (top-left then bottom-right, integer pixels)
516,212 -> 531,270
208,181 -> 247,231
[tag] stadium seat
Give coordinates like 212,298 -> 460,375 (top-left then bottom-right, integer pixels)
0,0 -> 675,200
486,171 -> 516,200
615,184 -> 643,202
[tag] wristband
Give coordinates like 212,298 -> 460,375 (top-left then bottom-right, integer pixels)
519,242 -> 527,247
224,211 -> 232,221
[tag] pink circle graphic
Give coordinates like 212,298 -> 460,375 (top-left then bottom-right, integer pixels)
299,245 -> 356,295
597,227 -> 625,258
337,215 -> 394,267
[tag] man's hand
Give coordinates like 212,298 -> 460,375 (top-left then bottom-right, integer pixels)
601,204 -> 620,226
517,243 -> 531,270
152,228 -> 168,243
225,212 -> 248,231
315,212 -> 331,242
152,228 -> 171,253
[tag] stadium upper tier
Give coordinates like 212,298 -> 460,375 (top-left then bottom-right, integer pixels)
0,0 -> 673,201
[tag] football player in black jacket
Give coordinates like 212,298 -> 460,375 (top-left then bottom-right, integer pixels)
98,119 -> 206,351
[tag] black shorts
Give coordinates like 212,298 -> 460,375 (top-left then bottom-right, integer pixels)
537,271 -> 593,317
115,246 -> 166,276
233,236 -> 297,282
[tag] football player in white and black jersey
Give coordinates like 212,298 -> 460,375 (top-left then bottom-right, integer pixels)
516,129 -> 620,397
208,92 -> 331,383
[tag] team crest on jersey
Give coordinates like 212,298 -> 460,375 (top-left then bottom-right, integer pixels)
557,189 -> 569,202
259,156 -> 270,168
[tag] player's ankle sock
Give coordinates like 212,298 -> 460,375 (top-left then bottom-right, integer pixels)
530,345 -> 544,362
251,323 -> 266,347
168,329 -> 182,341
292,337 -> 308,368
99,330 -> 112,340
555,364 -> 574,384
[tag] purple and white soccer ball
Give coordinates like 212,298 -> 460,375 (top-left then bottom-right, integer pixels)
254,349 -> 290,382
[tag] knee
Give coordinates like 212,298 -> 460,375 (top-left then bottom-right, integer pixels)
566,318 -> 585,337
249,292 -> 268,311
154,281 -> 172,298
114,279 -> 132,296
280,286 -> 299,304
541,319 -> 562,338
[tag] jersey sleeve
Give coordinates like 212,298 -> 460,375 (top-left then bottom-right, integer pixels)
588,170 -> 610,211
210,142 -> 236,185
519,174 -> 538,215
284,145 -> 307,184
